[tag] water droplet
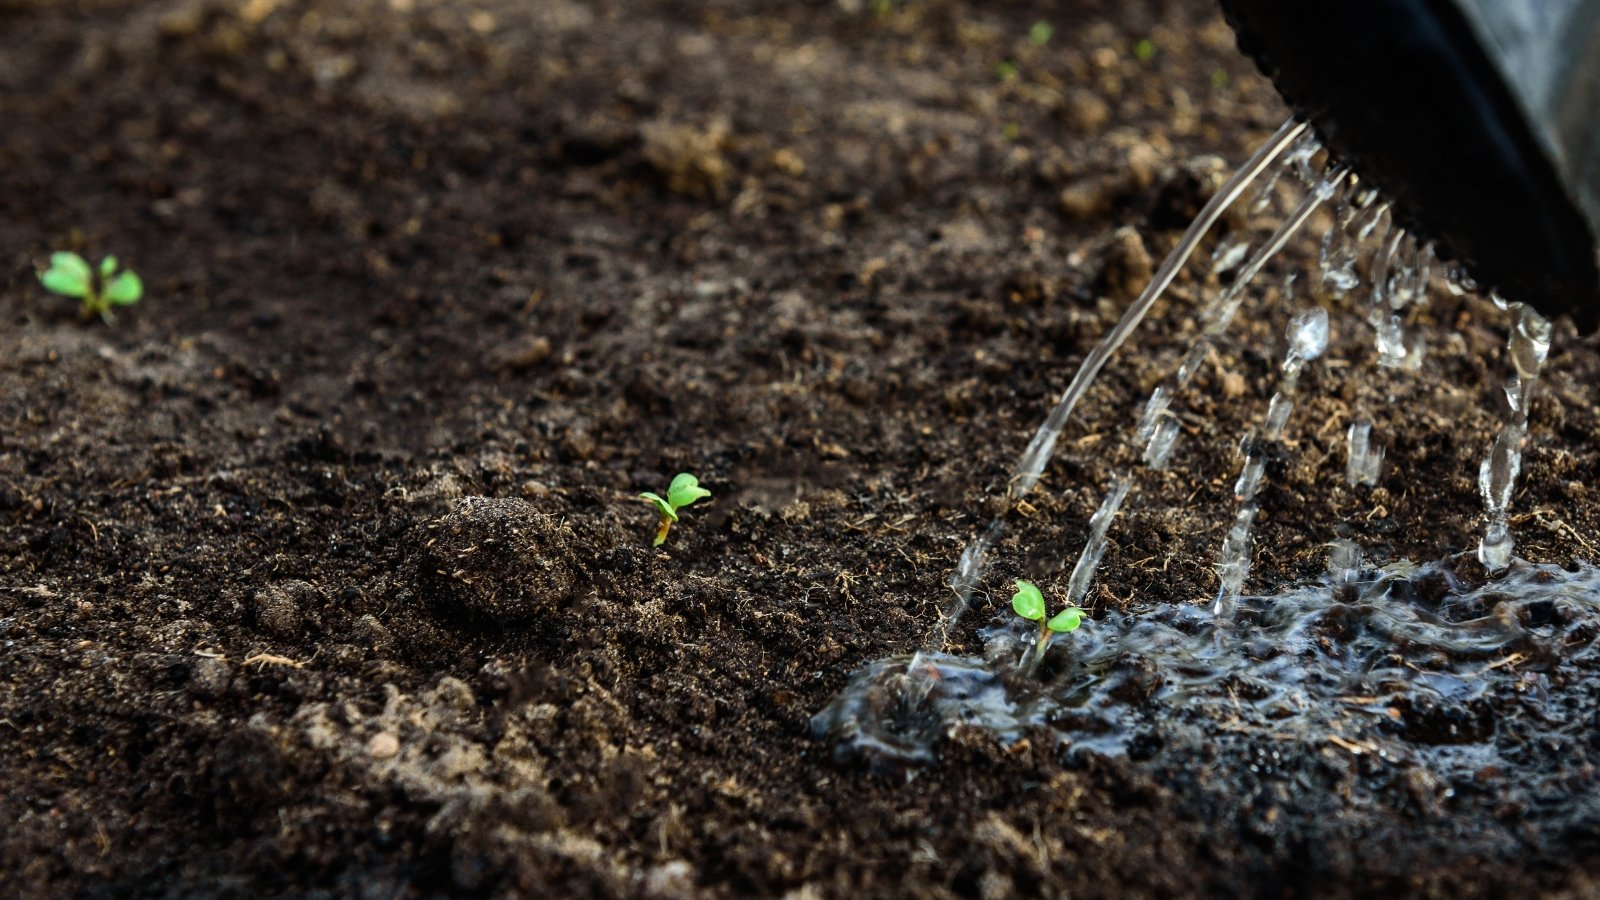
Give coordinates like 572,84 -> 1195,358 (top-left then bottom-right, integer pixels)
1478,522 -> 1514,570
1264,393 -> 1293,441
1346,421 -> 1384,487
1327,539 -> 1361,584
1286,308 -> 1329,362
1211,239 -> 1250,275
1143,416 -> 1180,470
1066,477 -> 1133,607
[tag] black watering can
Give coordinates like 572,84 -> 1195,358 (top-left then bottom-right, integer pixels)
1221,0 -> 1600,330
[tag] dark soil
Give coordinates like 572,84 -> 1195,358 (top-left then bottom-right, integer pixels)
4,0 -> 1600,896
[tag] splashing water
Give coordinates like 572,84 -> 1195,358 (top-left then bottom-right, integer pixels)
824,116 -> 1577,780
815,557 -> 1600,785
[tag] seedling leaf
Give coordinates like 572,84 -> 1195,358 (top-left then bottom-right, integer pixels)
666,473 -> 710,511
1011,579 -> 1045,621
51,252 -> 92,284
1046,606 -> 1083,633
99,255 -> 118,276
104,271 -> 143,305
40,268 -> 89,298
639,492 -> 678,522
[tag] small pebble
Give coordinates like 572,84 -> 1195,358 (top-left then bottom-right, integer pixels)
367,732 -> 400,760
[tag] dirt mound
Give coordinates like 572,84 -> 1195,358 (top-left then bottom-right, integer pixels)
412,497 -> 583,625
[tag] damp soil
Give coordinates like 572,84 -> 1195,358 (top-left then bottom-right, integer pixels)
4,0 -> 1600,896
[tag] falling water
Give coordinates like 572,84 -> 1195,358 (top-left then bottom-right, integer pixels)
1213,305 -> 1330,615
1344,421 -> 1384,487
1009,133 -> 1342,630
1030,141 -> 1346,623
1478,303 -> 1552,569
1065,476 -> 1132,609
1006,118 -> 1310,498
933,518 -> 1004,650
821,115 -> 1577,778
932,118 -> 1310,643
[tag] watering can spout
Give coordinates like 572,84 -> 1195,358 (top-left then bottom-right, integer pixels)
1220,0 -> 1600,330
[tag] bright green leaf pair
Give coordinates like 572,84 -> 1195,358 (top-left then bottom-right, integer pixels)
38,251 -> 143,323
640,473 -> 712,546
1011,579 -> 1083,633
1011,579 -> 1086,664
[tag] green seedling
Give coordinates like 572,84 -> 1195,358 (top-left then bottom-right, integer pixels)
1010,578 -> 1084,663
639,473 -> 711,547
1028,21 -> 1053,47
38,251 -> 143,323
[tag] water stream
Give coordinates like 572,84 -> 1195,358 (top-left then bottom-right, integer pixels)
818,116 -> 1586,786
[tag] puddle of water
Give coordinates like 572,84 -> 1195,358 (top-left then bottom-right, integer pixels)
815,557 -> 1600,784
832,114 -> 1588,840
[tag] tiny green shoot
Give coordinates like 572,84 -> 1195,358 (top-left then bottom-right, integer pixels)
639,473 -> 712,547
995,60 -> 1019,82
1010,578 -> 1084,663
38,251 -> 143,324
1028,21 -> 1053,47
1133,38 -> 1157,62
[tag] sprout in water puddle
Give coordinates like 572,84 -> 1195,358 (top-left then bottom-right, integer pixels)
1011,579 -> 1084,665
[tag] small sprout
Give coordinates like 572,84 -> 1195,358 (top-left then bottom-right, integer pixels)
38,251 -> 143,324
639,472 -> 712,547
1133,38 -> 1157,62
1028,21 -> 1053,47
1011,578 -> 1085,664
995,60 -> 1019,82
1001,122 -> 1021,142
1011,579 -> 1046,621
1046,606 -> 1084,633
